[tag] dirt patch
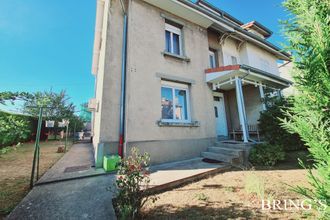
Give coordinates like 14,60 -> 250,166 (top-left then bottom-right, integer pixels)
142,151 -> 316,219
0,141 -> 70,218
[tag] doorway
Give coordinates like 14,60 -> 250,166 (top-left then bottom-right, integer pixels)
213,93 -> 228,137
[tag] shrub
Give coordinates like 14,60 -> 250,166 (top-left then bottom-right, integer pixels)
259,97 -> 304,151
0,111 -> 32,147
114,147 -> 156,219
249,143 -> 285,166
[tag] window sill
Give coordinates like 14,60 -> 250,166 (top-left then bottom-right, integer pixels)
157,120 -> 200,127
162,51 -> 190,62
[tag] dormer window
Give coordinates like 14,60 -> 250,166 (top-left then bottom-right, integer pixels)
165,22 -> 182,56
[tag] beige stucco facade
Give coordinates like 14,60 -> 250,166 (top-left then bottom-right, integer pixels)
90,0 -> 291,166
279,61 -> 296,96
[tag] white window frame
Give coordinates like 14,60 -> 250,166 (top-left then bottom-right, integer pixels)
165,23 -> 182,56
161,81 -> 191,123
209,50 -> 216,68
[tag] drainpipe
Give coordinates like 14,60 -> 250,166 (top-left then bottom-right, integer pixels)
118,0 -> 128,158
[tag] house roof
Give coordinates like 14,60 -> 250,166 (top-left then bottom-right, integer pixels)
241,21 -> 273,38
178,0 -> 291,60
142,0 -> 290,60
196,0 -> 244,26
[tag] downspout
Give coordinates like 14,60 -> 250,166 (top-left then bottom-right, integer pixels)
118,0 -> 127,158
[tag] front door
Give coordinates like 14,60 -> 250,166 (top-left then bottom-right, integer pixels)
213,93 -> 228,137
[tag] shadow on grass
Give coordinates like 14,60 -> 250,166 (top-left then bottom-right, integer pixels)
141,203 -> 257,220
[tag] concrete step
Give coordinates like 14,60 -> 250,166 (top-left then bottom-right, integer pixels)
207,147 -> 243,157
215,142 -> 253,149
201,151 -> 237,164
217,135 -> 230,141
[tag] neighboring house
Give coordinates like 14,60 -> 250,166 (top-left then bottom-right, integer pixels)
89,0 -> 291,166
279,61 -> 296,96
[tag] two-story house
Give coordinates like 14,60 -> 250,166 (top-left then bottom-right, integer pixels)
89,0 -> 291,167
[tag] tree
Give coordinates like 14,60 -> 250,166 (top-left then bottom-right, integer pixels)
23,90 -> 76,139
0,92 -> 32,105
281,0 -> 330,217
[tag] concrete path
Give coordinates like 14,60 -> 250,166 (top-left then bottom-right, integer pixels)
7,175 -> 117,220
37,143 -> 106,185
148,158 -> 230,193
8,143 -> 117,220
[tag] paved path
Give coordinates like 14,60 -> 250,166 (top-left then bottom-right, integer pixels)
8,175 -> 117,220
8,143 -> 116,220
148,158 -> 230,193
37,143 -> 105,184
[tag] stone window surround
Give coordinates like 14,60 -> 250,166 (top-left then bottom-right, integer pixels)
156,72 -> 200,127
160,13 -> 190,62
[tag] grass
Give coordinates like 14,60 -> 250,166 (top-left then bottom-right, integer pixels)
0,140 -> 71,218
142,150 -> 317,219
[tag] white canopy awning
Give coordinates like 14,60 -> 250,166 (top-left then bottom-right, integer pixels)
205,64 -> 292,90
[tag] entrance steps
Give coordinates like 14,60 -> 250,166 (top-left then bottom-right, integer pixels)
201,141 -> 255,166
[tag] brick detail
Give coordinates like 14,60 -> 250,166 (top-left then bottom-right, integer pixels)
205,65 -> 241,74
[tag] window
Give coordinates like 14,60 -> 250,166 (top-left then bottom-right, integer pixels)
161,81 -> 190,122
231,56 -> 238,65
209,50 -> 216,68
165,23 -> 182,56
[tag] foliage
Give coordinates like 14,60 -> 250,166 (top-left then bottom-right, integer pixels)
195,193 -> 209,202
23,90 -> 75,120
249,143 -> 285,166
22,90 -> 79,139
114,147 -> 156,219
0,146 -> 12,155
244,172 -> 266,200
0,143 -> 22,155
259,96 -> 304,151
0,92 -> 32,105
68,115 -> 85,131
281,0 -> 330,217
0,111 -> 32,147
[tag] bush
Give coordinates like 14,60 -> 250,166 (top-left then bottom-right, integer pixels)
249,143 -> 285,166
0,111 -> 32,147
114,147 -> 156,219
259,97 -> 304,151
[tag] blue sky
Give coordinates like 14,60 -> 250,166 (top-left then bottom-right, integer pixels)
0,0 -> 288,109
